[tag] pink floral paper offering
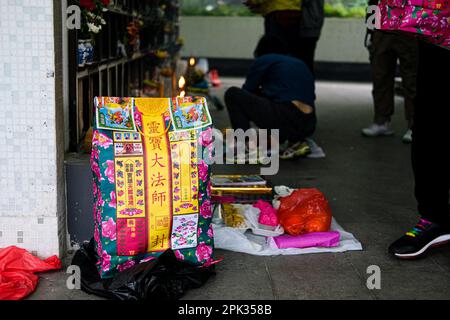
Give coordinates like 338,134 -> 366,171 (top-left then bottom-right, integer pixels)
92,96 -> 215,279
254,200 -> 279,230
273,231 -> 340,249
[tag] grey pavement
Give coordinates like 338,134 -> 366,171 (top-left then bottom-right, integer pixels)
27,79 -> 450,300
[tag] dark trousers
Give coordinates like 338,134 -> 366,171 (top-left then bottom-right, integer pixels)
264,11 -> 318,73
224,87 -> 316,143
264,11 -> 302,58
370,31 -> 418,127
412,41 -> 450,226
295,37 -> 319,74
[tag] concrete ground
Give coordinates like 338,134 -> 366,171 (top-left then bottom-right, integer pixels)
28,79 -> 450,300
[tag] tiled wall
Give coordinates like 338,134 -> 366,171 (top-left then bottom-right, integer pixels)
0,1 -> 66,258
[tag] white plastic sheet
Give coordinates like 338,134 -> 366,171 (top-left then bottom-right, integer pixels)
213,186 -> 363,255
213,218 -> 362,256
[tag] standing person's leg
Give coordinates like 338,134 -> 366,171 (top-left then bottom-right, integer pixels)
264,12 -> 290,52
395,33 -> 418,142
264,13 -> 276,35
389,41 -> 450,259
412,42 -> 450,226
293,37 -> 319,74
362,31 -> 397,137
264,10 -> 302,57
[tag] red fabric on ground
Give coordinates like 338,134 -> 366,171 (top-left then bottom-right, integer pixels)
0,246 -> 61,300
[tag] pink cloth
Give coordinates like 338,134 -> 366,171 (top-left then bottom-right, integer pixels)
273,231 -> 340,249
254,200 -> 278,227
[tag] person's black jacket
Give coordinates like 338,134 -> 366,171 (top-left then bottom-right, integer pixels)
299,0 -> 325,38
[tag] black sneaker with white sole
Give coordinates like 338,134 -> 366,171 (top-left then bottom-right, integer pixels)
389,218 -> 450,259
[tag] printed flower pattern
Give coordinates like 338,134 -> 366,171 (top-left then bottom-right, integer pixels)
92,117 -> 214,278
198,127 -> 213,147
207,225 -> 214,238
174,250 -> 185,261
200,199 -> 212,219
117,260 -> 135,272
206,180 -> 212,197
380,2 -> 450,49
109,191 -> 116,208
134,110 -> 142,129
97,239 -> 103,258
94,225 -> 100,246
119,208 -> 143,216
101,217 -> 116,241
96,193 -> 104,208
93,130 -> 113,149
171,214 -> 198,249
198,160 -> 208,182
104,160 -> 115,184
101,250 -> 111,272
417,14 -> 449,34
91,160 -> 102,180
195,242 -> 213,263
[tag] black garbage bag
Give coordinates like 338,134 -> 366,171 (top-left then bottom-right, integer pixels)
71,239 -> 216,300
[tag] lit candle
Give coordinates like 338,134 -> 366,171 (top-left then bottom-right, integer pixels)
178,76 -> 186,98
178,76 -> 186,89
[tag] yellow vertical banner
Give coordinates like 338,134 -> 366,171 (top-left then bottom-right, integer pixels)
136,98 -> 172,252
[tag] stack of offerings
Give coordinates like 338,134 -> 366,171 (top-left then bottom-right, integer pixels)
211,175 -> 279,236
211,175 -> 273,203
213,185 -> 341,250
91,96 -> 215,278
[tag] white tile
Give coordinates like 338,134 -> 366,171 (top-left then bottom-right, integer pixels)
0,1 -> 64,257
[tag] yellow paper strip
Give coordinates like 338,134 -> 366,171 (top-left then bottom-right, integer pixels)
115,157 -> 146,219
137,98 -> 172,252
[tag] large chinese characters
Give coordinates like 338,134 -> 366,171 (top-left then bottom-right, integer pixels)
138,98 -> 173,252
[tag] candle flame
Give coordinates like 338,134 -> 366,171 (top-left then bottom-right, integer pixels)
180,90 -> 186,98
178,76 -> 186,89
189,57 -> 196,66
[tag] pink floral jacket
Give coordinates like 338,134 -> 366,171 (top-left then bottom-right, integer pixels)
378,0 -> 450,49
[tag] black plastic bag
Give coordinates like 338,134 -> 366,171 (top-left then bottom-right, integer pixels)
71,239 -> 216,300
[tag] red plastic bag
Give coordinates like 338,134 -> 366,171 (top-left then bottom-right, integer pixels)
0,246 -> 61,300
278,188 -> 332,236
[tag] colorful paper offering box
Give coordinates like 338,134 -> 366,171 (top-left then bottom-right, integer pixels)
91,96 -> 214,278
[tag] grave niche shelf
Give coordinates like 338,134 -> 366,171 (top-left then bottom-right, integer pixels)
68,0 -> 180,152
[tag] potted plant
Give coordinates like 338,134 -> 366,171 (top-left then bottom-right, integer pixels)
78,0 -> 110,66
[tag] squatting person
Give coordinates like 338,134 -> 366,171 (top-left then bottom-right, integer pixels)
224,35 -> 316,160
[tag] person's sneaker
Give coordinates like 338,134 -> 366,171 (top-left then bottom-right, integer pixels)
278,140 -> 290,155
402,129 -> 413,144
305,138 -> 326,159
279,141 -> 311,160
389,219 -> 450,259
361,123 -> 395,137
224,145 -> 270,164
